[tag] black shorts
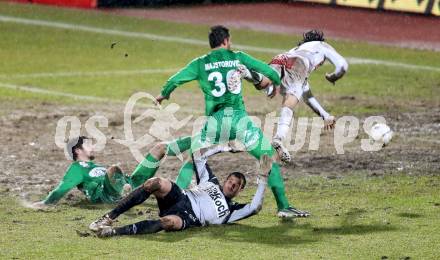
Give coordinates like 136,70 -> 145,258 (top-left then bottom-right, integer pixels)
156,182 -> 201,230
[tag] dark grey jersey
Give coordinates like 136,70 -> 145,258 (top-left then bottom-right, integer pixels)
185,146 -> 266,226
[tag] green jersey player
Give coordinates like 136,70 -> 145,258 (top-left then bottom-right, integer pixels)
142,25 -> 309,218
32,136 -> 157,209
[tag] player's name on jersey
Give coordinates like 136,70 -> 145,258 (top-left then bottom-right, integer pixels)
205,60 -> 240,71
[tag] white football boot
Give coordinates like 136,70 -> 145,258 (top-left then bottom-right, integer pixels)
272,138 -> 291,163
89,214 -> 114,232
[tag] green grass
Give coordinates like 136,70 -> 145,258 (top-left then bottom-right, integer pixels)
1,2 -> 440,259
1,174 -> 440,259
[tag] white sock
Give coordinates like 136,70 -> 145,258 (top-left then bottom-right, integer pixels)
275,107 -> 293,141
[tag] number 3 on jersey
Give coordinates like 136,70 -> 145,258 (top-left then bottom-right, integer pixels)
208,70 -> 241,97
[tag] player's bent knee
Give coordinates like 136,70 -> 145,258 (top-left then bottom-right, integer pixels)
283,94 -> 300,108
143,177 -> 163,193
150,142 -> 167,159
106,165 -> 122,180
143,177 -> 172,197
160,215 -> 183,231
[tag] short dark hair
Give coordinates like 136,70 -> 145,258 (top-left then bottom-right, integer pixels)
209,25 -> 230,49
298,29 -> 325,46
227,172 -> 246,189
67,136 -> 88,161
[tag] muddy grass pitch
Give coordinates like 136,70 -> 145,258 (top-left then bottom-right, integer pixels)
0,2 -> 439,259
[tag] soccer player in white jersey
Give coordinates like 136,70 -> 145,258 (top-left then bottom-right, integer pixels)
242,30 -> 348,163
89,144 -> 271,237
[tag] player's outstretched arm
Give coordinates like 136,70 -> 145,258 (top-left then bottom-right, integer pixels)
32,180 -> 78,208
226,155 -> 271,223
159,59 -> 200,103
42,179 -> 81,205
302,85 -> 335,130
322,42 -> 348,84
38,166 -> 84,206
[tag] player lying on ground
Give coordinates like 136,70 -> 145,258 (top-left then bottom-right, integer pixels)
240,30 -> 349,163
151,25 -> 309,218
31,136 -> 162,208
89,146 -> 272,237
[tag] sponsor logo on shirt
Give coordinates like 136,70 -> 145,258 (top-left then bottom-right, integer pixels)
204,184 -> 229,218
89,167 -> 107,178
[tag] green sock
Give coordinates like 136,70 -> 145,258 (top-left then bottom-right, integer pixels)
130,154 -> 160,188
268,162 -> 290,210
166,136 -> 192,156
175,161 -> 194,189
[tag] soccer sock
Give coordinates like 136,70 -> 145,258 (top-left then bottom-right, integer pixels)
166,136 -> 192,156
130,154 -> 160,188
175,161 -> 194,189
275,107 -> 293,141
267,162 -> 290,210
108,187 -> 150,220
114,220 -> 163,236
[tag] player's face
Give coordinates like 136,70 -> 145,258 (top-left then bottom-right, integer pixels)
223,175 -> 243,199
77,139 -> 95,161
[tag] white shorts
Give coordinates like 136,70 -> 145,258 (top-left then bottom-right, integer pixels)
269,55 -> 310,101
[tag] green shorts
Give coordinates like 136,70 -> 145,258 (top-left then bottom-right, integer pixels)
95,172 -> 131,203
168,108 -> 274,159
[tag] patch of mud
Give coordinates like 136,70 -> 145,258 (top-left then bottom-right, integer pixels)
0,100 -> 438,201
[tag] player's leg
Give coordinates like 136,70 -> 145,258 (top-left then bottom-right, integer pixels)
159,132 -> 216,190
94,178 -> 187,237
96,219 -> 163,237
176,110 -> 236,189
238,120 -> 289,211
272,58 -> 308,163
100,165 -> 132,202
250,146 -> 310,217
89,177 -> 172,231
175,109 -> 239,189
130,142 -> 166,188
163,136 -> 195,189
131,135 -> 193,189
237,117 -> 309,217
165,136 -> 192,156
272,93 -> 300,163
97,214 -> 183,237
155,180 -> 200,231
175,160 -> 194,189
159,215 -> 183,231
233,115 -> 289,209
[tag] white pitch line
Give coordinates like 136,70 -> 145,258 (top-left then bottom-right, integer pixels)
348,57 -> 440,72
0,82 -> 118,102
0,15 -> 439,73
0,82 -> 196,113
0,68 -> 179,79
